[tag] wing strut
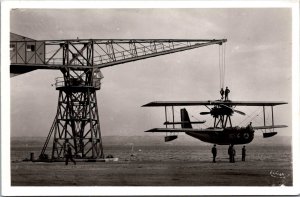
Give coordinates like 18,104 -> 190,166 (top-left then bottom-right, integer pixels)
260,105 -> 286,138
163,105 -> 179,141
263,106 -> 266,127
172,106 -> 175,129
164,105 -> 177,129
164,106 -> 168,128
271,106 -> 274,132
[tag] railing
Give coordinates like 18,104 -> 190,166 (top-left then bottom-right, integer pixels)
55,77 -> 102,89
45,57 -> 87,65
55,77 -> 65,87
93,78 -> 101,89
46,58 -> 63,65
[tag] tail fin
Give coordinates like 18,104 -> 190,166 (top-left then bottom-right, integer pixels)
180,108 -> 192,129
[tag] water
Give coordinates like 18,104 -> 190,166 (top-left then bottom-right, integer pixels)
11,137 -> 292,163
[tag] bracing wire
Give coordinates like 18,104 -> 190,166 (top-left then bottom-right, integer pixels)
238,107 -> 262,126
238,108 -> 256,126
190,113 -> 210,128
250,109 -> 265,126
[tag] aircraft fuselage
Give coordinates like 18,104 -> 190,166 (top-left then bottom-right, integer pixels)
185,127 -> 254,145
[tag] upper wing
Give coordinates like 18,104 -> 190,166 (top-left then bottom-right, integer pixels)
164,121 -> 206,125
142,101 -> 287,107
145,128 -> 223,132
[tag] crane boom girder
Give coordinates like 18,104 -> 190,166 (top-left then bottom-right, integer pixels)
96,39 -> 226,69
10,37 -> 227,75
39,39 -> 225,43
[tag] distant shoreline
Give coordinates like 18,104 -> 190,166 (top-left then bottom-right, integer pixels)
11,135 -> 292,147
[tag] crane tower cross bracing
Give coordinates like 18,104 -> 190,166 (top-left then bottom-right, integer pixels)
10,34 -> 227,161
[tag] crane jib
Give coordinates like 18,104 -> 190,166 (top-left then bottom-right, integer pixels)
10,34 -> 227,75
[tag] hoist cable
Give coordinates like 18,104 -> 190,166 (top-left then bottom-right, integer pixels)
221,45 -> 224,88
218,45 -> 222,89
221,45 -> 223,89
218,43 -> 226,89
223,43 -> 226,88
220,45 -> 223,89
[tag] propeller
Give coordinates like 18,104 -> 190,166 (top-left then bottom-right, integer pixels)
200,104 -> 246,116
200,112 -> 211,115
233,109 -> 246,116
219,104 -> 246,116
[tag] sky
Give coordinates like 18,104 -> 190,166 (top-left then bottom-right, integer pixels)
10,8 -> 292,137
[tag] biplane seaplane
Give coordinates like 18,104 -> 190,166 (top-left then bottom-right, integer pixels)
142,100 -> 287,145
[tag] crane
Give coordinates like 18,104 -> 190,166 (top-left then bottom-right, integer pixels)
10,33 -> 227,161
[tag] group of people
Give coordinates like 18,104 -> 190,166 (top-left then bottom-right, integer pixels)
211,144 -> 246,163
220,86 -> 230,101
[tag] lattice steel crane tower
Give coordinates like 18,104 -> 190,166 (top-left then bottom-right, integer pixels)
10,33 -> 227,161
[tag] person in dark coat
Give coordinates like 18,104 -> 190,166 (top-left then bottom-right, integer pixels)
65,144 -> 76,165
242,146 -> 246,161
211,144 -> 217,163
246,122 -> 253,131
232,145 -> 236,163
228,144 -> 233,163
220,88 -> 225,100
225,87 -> 230,101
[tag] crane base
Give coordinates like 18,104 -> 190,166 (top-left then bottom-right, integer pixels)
31,158 -> 119,163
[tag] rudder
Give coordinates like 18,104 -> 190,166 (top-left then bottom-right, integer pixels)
180,108 -> 192,129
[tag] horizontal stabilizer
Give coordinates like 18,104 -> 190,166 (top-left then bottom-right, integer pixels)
200,112 -> 211,115
144,128 -> 223,133
253,125 -> 288,130
164,121 -> 206,125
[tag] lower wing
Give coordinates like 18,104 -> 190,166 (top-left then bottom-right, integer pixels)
253,125 -> 288,130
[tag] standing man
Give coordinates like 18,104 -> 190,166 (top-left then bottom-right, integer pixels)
228,144 -> 233,163
220,88 -> 224,100
232,144 -> 236,163
65,144 -> 76,165
246,122 -> 253,131
211,144 -> 217,163
225,86 -> 230,101
242,146 -> 246,161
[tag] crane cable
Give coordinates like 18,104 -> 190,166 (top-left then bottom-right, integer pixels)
219,43 -> 226,89
223,43 -> 226,89
219,45 -> 222,89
